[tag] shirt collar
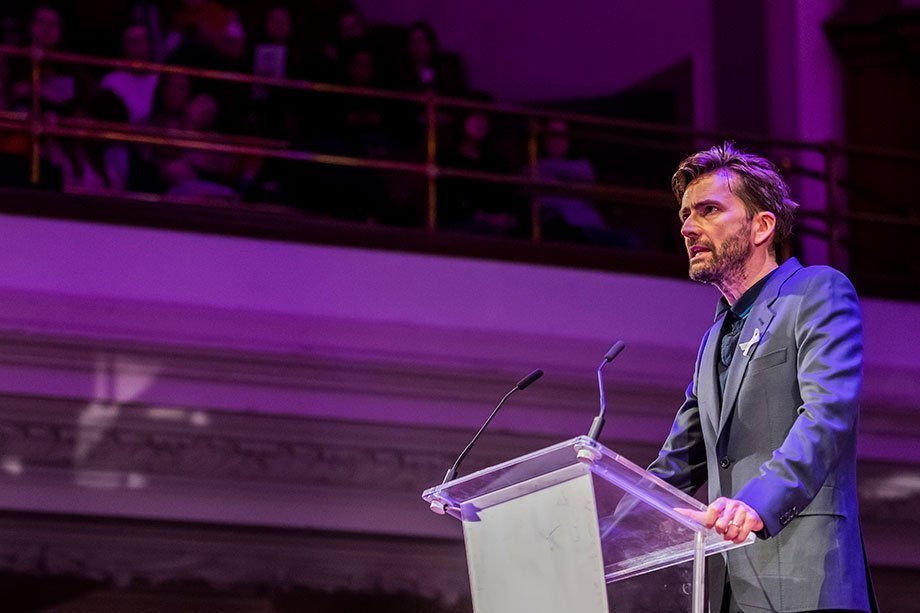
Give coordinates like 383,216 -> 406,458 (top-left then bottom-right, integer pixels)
713,267 -> 779,322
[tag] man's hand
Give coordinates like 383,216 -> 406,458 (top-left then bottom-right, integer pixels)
676,497 -> 763,544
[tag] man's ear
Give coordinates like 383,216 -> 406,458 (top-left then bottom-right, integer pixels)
752,211 -> 776,248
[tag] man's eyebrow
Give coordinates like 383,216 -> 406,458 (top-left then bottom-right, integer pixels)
678,199 -> 722,219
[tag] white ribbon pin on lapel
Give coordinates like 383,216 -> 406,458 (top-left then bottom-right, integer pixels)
739,328 -> 761,357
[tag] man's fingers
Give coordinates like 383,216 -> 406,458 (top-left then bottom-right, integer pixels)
741,512 -> 758,534
707,498 -> 728,531
674,507 -> 708,524
680,498 -> 763,542
729,514 -> 752,543
732,512 -> 756,544
715,499 -> 738,534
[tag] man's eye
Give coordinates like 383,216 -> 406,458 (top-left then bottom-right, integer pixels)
702,205 -> 716,215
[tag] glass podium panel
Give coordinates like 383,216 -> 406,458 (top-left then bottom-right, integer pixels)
422,436 -> 754,596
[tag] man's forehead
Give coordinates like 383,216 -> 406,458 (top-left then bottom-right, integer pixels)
681,170 -> 737,205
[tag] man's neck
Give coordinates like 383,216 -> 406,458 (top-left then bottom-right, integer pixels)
718,253 -> 779,305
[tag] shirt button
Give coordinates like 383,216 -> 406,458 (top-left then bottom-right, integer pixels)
719,456 -> 732,469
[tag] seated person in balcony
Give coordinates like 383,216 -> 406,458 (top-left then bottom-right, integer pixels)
164,1 -> 246,75
248,5 -> 304,141
10,5 -> 80,117
439,106 -> 524,236
213,18 -> 249,74
164,0 -> 234,61
300,43 -> 392,222
252,5 -> 304,81
397,21 -> 468,96
211,18 -> 254,135
318,8 -> 368,82
319,44 -> 396,160
158,92 -> 253,201
128,72 -> 191,191
535,119 -> 636,247
45,89 -> 131,192
100,23 -> 159,125
149,72 -> 192,130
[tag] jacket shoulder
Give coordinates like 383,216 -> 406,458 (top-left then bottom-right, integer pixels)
781,264 -> 855,293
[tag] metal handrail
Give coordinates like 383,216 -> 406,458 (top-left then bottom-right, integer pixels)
0,43 -> 840,152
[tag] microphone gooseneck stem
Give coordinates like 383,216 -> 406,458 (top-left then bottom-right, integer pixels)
597,364 -> 607,421
442,386 -> 518,485
588,341 -> 625,441
587,360 -> 607,440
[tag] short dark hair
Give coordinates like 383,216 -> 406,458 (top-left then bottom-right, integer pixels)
672,142 -> 799,247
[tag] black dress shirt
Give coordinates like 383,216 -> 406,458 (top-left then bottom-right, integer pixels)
714,268 -> 778,407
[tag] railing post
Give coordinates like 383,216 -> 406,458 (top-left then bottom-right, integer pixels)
29,45 -> 42,185
527,118 -> 541,243
824,142 -> 847,272
425,92 -> 438,231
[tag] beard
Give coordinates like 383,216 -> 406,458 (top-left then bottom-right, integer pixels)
688,221 -> 753,287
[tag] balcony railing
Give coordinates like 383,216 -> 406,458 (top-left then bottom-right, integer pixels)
1,43 -> 917,298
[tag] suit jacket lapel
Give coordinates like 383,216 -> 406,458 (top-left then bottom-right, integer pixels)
699,320 -> 722,440
716,258 -> 803,436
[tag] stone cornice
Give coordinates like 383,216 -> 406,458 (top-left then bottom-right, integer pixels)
0,393 -> 915,594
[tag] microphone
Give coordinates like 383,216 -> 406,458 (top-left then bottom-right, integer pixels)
439,369 -> 544,487
586,341 -> 625,441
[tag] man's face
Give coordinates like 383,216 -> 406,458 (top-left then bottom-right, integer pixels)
544,120 -> 570,160
185,94 -> 218,130
161,74 -> 191,113
265,7 -> 292,42
409,29 -> 433,64
123,25 -> 150,62
347,51 -> 374,85
464,112 -> 490,142
31,8 -> 61,49
339,13 -> 365,41
679,170 -> 755,286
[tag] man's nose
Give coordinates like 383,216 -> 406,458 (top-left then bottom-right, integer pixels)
681,216 -> 699,239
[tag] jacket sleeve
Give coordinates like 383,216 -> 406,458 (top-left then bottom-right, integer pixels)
736,269 -> 863,537
646,329 -> 712,496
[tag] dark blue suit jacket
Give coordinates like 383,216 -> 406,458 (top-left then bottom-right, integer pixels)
648,258 -> 875,612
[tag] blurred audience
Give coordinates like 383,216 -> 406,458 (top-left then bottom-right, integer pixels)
0,1 -> 626,251
213,18 -> 248,73
10,5 -> 79,116
150,71 -> 192,130
46,90 -> 131,191
534,119 -> 626,246
398,21 -> 467,96
252,6 -> 300,81
249,6 -> 302,140
158,92 -> 253,200
100,23 -> 159,125
165,0 -> 235,57
322,8 -> 367,68
439,105 -> 523,236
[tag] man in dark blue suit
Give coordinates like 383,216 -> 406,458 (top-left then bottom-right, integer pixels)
649,143 -> 877,612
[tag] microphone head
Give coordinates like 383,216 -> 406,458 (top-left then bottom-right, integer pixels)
516,369 -> 544,390
603,341 -> 626,363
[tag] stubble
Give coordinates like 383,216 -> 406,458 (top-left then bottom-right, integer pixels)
688,220 -> 753,290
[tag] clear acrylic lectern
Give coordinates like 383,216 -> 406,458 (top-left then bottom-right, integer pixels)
422,436 -> 753,613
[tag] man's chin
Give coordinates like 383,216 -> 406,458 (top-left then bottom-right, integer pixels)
688,262 -> 718,284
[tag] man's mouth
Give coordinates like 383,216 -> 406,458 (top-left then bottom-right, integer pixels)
688,245 -> 711,259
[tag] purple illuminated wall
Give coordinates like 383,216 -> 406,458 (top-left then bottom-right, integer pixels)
357,0 -> 715,124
